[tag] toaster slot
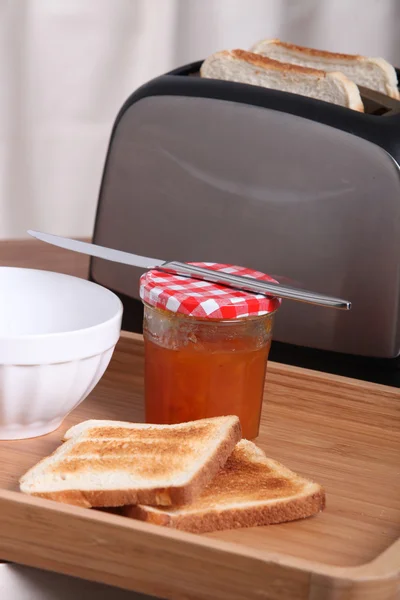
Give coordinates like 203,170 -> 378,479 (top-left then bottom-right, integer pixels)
187,73 -> 399,116
172,62 -> 400,116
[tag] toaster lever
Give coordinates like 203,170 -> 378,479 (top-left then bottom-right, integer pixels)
358,86 -> 400,116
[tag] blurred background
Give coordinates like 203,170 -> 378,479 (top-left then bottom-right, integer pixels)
1,0 -> 399,240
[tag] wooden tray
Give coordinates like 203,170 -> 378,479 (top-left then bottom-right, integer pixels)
0,332 -> 399,600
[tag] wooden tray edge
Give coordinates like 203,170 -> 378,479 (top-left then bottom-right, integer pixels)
0,332 -> 398,597
0,473 -> 398,586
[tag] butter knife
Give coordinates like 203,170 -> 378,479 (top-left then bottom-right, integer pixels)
27,230 -> 351,310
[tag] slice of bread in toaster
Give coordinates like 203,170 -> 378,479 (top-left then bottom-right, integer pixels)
19,416 -> 242,508
124,440 -> 325,534
251,39 -> 399,100
200,49 -> 364,112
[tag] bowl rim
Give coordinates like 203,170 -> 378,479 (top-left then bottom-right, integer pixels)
0,267 -> 123,364
0,266 -> 123,340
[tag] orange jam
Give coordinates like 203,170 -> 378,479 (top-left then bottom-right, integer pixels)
143,306 -> 275,439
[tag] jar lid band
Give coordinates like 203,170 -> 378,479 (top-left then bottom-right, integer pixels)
140,263 -> 281,319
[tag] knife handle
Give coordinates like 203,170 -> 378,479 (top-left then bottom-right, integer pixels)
157,261 -> 351,310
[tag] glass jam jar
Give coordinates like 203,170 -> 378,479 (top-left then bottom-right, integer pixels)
140,264 -> 281,439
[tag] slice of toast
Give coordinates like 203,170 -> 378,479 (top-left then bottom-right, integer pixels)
251,39 -> 399,100
200,49 -> 364,112
124,440 -> 325,533
19,416 -> 241,508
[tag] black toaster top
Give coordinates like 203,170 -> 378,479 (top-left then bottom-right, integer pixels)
115,59 -> 400,160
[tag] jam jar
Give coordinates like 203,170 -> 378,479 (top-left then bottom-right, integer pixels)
140,264 -> 281,439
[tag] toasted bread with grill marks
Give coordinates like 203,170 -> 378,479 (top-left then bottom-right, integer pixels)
19,416 -> 242,508
124,440 -> 325,533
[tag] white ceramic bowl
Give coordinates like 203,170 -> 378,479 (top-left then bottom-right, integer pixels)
0,267 -> 123,440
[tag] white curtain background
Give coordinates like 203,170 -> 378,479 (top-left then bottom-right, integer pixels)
1,0 -> 399,239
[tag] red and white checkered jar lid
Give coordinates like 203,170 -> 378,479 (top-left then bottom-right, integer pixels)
140,263 -> 281,319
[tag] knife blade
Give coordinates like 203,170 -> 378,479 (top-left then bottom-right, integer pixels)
28,230 -> 164,270
27,230 -> 351,310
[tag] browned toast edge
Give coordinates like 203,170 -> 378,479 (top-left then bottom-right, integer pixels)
257,39 -> 363,61
125,486 -> 326,533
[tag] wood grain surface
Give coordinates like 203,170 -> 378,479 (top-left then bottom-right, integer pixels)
0,238 -> 90,278
0,333 -> 399,599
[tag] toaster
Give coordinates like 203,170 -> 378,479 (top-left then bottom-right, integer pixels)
90,60 -> 400,375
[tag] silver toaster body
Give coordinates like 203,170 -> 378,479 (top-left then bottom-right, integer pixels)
91,61 -> 400,359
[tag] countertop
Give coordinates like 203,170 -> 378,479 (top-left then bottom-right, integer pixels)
0,238 -> 90,278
